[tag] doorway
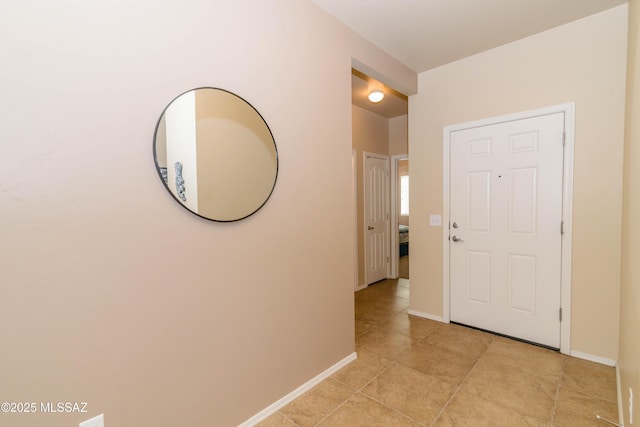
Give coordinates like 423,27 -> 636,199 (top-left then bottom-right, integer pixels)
351,68 -> 408,290
390,155 -> 409,279
443,103 -> 575,353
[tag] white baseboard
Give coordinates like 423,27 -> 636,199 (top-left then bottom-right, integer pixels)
569,350 -> 617,367
408,309 -> 445,323
238,352 -> 358,426
355,283 -> 368,292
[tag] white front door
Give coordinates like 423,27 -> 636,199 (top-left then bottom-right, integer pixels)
449,112 -> 565,348
365,154 -> 389,285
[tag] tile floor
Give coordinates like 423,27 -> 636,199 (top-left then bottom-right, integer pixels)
258,278 -> 618,427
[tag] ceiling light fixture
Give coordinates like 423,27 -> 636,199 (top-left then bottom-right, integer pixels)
368,90 -> 384,103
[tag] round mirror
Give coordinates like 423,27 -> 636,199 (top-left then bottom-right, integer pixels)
153,87 -> 278,222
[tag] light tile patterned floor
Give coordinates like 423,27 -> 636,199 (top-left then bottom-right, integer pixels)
258,279 -> 618,427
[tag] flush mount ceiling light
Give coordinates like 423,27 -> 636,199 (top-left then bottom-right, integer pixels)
368,90 -> 384,103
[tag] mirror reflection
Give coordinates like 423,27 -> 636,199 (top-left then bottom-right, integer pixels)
154,88 -> 278,222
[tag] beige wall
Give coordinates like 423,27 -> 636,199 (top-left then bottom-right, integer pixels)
619,0 -> 640,424
409,6 -> 628,360
352,105 -> 390,286
0,1 -> 415,426
389,114 -> 408,156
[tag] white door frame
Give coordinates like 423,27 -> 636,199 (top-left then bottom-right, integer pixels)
364,151 -> 390,285
390,154 -> 408,278
442,102 -> 575,354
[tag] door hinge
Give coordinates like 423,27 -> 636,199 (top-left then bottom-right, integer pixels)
559,307 -> 563,322
561,221 -> 565,235
386,256 -> 390,263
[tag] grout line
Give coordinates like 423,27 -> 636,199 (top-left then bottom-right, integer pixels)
310,387 -> 358,427
359,391 -> 427,426
357,363 -> 428,426
427,361 -> 476,427
560,356 -> 619,404
314,361 -> 409,426
357,360 -> 394,392
548,356 -> 568,426
428,335 -> 495,427
276,409 -> 302,427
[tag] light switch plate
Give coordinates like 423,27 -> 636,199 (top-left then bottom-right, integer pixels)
79,414 -> 104,427
429,215 -> 442,226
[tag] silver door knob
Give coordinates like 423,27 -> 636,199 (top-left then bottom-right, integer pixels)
451,235 -> 464,242
368,226 -> 374,230
452,222 -> 460,229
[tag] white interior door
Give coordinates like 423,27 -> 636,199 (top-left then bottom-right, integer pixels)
365,154 -> 389,285
449,112 -> 565,348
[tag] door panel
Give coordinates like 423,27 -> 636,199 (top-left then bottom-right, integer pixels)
467,251 -> 491,304
508,254 -> 536,313
510,167 -> 537,235
468,171 -> 491,232
450,112 -> 564,348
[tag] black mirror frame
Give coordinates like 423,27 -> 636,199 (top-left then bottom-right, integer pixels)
153,87 -> 279,222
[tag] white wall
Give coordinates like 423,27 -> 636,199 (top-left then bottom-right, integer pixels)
409,5 -> 628,360
166,90 -> 198,212
0,1 -> 415,426
398,160 -> 409,227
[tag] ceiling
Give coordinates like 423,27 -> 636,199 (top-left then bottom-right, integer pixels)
314,0 -> 627,118
312,0 -> 627,73
352,69 -> 408,118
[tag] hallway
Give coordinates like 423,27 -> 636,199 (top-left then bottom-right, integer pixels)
259,279 -> 618,426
